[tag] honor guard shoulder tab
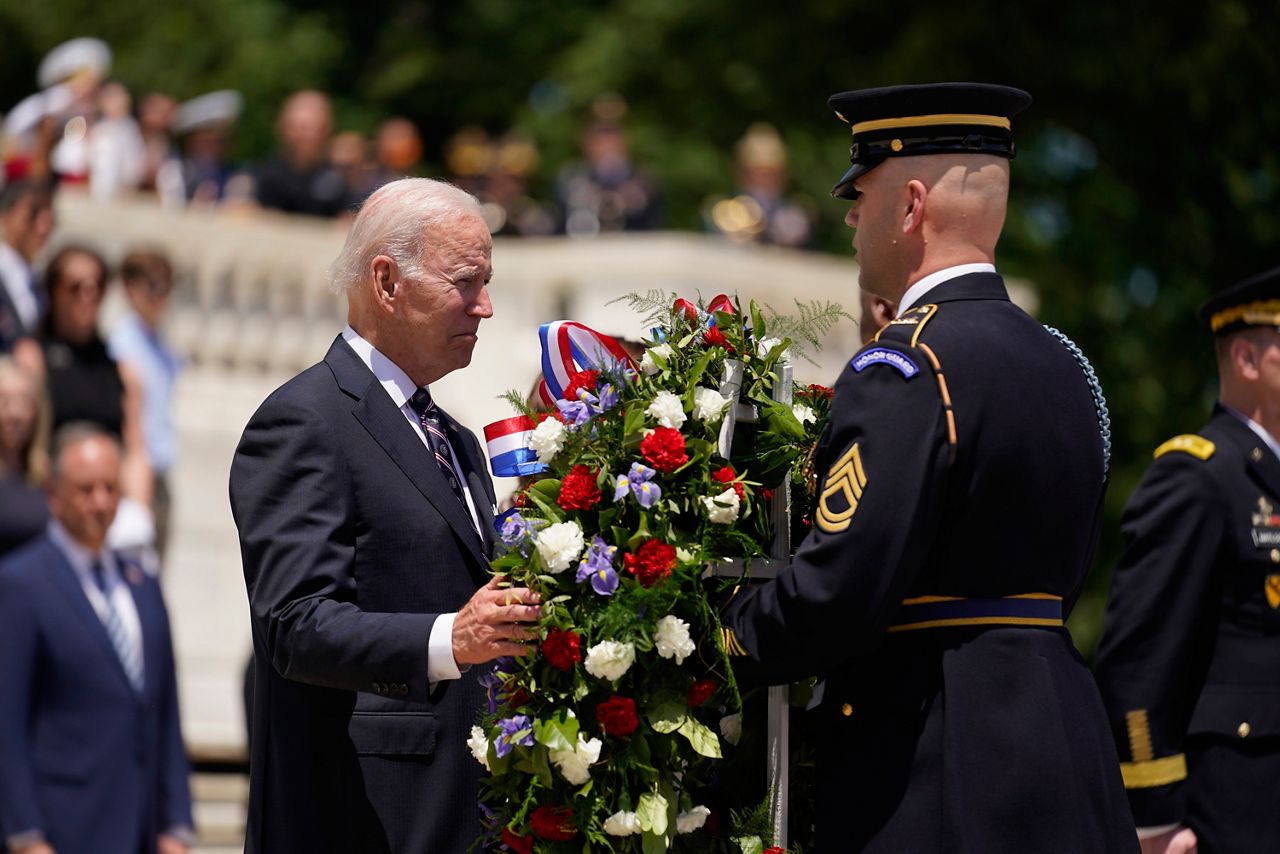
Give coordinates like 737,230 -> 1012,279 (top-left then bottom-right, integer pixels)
1153,434 -> 1215,461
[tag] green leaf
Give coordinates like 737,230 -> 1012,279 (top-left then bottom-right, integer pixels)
750,300 -> 767,340
637,791 -> 669,836
642,831 -> 669,854
533,712 -> 579,753
677,716 -> 722,758
524,483 -> 564,523
623,405 -> 647,441
532,744 -> 554,787
647,701 -> 686,734
735,835 -> 764,854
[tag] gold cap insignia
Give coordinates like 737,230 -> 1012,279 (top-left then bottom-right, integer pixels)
816,442 -> 867,534
1266,574 -> 1280,609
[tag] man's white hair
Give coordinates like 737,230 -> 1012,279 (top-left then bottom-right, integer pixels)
328,178 -> 483,293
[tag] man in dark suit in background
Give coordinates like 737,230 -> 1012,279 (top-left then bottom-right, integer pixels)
0,423 -> 193,854
1095,265 -> 1280,854
229,177 -> 541,853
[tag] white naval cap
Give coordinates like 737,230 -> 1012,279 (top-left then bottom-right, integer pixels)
173,90 -> 243,134
37,37 -> 112,89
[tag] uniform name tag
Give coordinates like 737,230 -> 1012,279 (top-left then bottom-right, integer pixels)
851,347 -> 919,378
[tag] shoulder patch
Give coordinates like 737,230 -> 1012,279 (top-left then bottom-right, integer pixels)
851,346 -> 919,378
873,303 -> 938,347
1154,434 -> 1215,461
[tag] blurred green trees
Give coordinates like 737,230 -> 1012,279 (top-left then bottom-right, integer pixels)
2,0 -> 1278,652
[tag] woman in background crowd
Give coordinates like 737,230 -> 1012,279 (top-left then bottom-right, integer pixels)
0,356 -> 48,556
39,245 -> 152,507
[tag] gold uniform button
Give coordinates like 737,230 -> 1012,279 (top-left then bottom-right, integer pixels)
1252,448 -> 1265,462
1271,549 -> 1280,564
841,703 -> 853,717
1238,722 -> 1251,738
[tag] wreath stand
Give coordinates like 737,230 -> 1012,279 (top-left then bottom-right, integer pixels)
704,358 -> 794,850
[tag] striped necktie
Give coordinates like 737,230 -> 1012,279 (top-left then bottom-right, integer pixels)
90,560 -> 144,693
407,387 -> 471,513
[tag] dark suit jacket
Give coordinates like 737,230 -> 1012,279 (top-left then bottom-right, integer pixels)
0,532 -> 192,854
229,335 -> 498,854
723,273 -> 1137,853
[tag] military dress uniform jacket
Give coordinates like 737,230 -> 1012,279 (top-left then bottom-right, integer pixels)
1094,407 -> 1280,852
721,272 -> 1137,853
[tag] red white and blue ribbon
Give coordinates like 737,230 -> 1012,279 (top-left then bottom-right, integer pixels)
537,320 -> 637,401
484,415 -> 545,477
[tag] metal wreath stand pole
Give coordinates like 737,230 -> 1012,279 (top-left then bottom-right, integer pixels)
712,358 -> 792,849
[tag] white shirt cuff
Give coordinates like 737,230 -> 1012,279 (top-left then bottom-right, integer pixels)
427,612 -> 463,682
1136,823 -> 1182,840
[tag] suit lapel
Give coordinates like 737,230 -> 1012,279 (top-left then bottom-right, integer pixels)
43,538 -> 134,691
327,337 -> 489,568
442,409 -> 498,557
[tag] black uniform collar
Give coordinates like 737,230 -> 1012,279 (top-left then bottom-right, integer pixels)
909,271 -> 1010,307
1210,403 -> 1280,498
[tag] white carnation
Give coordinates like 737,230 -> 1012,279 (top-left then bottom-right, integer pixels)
692,387 -> 730,423
603,810 -> 642,836
792,403 -> 816,425
550,733 -> 602,786
584,639 -> 636,682
701,488 -> 741,524
653,614 -> 696,665
676,805 -> 711,834
535,521 -> 584,573
645,390 -> 687,429
719,714 -> 742,745
529,416 -> 567,463
756,336 -> 789,362
467,725 -> 490,770
639,342 -> 675,376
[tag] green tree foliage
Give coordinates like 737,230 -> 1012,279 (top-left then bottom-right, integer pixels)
3,0 -> 1277,652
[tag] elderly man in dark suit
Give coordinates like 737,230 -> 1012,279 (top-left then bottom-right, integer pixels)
0,424 -> 193,854
229,177 -> 541,853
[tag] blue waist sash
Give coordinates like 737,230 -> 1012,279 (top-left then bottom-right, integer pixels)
887,593 -> 1064,633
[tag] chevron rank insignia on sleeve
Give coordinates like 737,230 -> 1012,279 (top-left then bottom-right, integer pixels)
816,442 -> 867,534
721,626 -> 748,657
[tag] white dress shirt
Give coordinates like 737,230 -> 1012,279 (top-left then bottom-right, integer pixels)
47,520 -> 144,679
342,325 -> 472,682
898,262 -> 998,312
1224,403 -> 1280,463
0,241 -> 38,330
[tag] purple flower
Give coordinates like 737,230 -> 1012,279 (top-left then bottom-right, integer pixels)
576,535 -> 619,596
494,714 -> 534,758
557,395 -> 595,427
613,462 -> 662,509
500,512 -> 531,547
596,382 -> 619,412
478,670 -> 502,714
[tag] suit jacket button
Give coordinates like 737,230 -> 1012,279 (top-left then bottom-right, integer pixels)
841,703 -> 853,717
398,684 -> 408,695
1252,448 -> 1264,462
1238,722 -> 1251,738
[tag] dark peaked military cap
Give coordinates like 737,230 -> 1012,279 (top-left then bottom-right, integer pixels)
827,82 -> 1032,199
1198,264 -> 1280,335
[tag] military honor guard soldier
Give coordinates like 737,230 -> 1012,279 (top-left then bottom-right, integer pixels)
1095,265 -> 1280,854
718,82 -> 1138,852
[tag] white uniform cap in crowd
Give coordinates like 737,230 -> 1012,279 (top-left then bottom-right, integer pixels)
1,84 -> 75,139
173,90 -> 243,134
37,37 -> 112,89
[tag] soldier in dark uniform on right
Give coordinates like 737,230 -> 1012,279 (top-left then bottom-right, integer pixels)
1095,265 -> 1280,854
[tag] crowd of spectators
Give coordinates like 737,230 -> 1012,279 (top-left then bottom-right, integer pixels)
0,178 -> 179,576
0,37 -> 816,247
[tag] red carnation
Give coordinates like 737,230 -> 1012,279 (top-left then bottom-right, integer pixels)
703,325 -> 734,352
542,628 -> 581,671
688,677 -> 716,708
807,383 -> 834,400
529,805 -> 577,841
557,465 -> 602,510
764,848 -> 786,854
502,827 -> 535,854
513,490 -> 529,508
712,466 -> 745,501
563,369 -> 600,402
640,426 -> 688,473
761,488 -> 774,501
596,695 -> 640,737
623,539 -> 677,587
505,686 -> 531,707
